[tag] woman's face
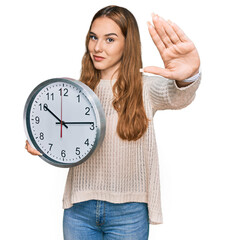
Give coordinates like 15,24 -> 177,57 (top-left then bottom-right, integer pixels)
88,17 -> 125,80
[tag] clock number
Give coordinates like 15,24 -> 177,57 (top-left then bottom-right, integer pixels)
75,147 -> 80,155
84,139 -> 89,146
59,88 -> 68,97
39,103 -> 48,111
85,107 -> 90,115
35,116 -> 40,124
61,150 -> 66,158
39,132 -> 44,140
48,143 -> 53,151
46,92 -> 54,100
43,104 -> 48,111
77,95 -> 80,103
90,123 -> 94,130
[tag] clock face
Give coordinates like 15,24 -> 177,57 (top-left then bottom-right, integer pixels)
24,78 -> 106,167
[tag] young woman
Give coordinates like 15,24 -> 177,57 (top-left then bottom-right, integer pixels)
25,5 -> 201,240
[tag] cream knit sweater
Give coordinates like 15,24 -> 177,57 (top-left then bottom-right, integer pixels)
63,74 -> 201,224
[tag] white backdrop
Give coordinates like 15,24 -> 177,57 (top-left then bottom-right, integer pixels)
1,0 -> 225,239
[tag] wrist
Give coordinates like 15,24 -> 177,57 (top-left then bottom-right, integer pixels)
176,67 -> 201,87
181,70 -> 200,83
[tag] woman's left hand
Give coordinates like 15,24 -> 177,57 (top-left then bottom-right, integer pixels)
144,13 -> 200,81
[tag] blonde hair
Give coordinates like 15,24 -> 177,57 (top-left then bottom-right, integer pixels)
80,5 -> 149,141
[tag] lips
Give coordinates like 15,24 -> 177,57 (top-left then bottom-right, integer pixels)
93,55 -> 105,61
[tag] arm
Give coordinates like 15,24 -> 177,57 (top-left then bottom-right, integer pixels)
144,72 -> 201,111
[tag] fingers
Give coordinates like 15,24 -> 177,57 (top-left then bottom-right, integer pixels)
147,21 -> 165,56
148,13 -> 190,51
162,19 -> 181,45
167,20 -> 190,42
151,14 -> 174,48
25,140 -> 42,156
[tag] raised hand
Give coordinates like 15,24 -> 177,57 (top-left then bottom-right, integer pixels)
144,13 -> 200,81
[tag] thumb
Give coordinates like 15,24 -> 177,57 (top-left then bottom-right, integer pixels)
143,66 -> 171,78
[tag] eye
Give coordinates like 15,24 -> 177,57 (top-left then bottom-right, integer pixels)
106,38 -> 114,43
90,35 -> 97,41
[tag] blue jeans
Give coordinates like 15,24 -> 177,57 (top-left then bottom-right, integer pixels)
63,200 -> 149,240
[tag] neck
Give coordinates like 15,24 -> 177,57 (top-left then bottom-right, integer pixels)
100,64 -> 120,80
101,71 -> 118,80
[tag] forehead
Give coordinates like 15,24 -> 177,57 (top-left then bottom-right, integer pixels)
90,17 -> 122,36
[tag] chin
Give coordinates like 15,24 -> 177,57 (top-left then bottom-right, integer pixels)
92,63 -> 105,71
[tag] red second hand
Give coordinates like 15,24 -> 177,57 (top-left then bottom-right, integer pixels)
60,91 -> 62,138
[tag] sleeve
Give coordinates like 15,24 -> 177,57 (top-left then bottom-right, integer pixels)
144,72 -> 201,112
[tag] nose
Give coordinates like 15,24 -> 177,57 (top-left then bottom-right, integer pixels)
94,39 -> 103,53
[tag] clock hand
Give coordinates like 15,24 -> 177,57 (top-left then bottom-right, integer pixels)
60,91 -> 63,138
44,105 -> 68,128
56,121 -> 94,125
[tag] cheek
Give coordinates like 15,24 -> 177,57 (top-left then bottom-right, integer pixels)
112,44 -> 124,59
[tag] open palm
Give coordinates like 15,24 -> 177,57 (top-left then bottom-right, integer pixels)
144,14 -> 200,81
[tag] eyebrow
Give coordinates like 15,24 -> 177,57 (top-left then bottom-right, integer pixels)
90,31 -> 118,37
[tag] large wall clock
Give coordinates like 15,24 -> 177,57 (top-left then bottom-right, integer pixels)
24,78 -> 106,167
